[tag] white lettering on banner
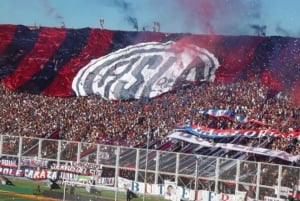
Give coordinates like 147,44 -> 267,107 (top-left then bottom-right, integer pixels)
34,169 -> 46,179
0,167 -> 23,176
97,177 -> 114,186
25,169 -> 34,179
21,158 -> 48,168
176,125 -> 299,139
197,190 -> 245,201
16,169 -> 23,177
116,177 -> 243,201
0,159 -> 18,168
51,164 -> 88,175
60,172 -> 77,181
168,132 -> 300,162
25,169 -> 47,180
72,41 -> 219,100
50,164 -> 102,176
48,171 -> 58,180
24,169 -> 58,180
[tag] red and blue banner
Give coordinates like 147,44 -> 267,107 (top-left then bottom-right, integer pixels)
174,125 -> 300,139
168,131 -> 300,162
0,24 -> 300,102
199,109 -> 269,125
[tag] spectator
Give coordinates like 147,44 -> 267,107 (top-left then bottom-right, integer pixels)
0,76 -> 299,164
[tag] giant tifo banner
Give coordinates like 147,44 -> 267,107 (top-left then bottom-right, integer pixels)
168,131 -> 300,162
0,25 -> 300,102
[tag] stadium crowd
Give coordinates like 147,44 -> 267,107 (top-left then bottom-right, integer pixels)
0,75 -> 299,159
1,24 -> 300,201
0,74 -> 299,200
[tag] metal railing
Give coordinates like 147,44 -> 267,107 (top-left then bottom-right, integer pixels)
0,135 -> 299,200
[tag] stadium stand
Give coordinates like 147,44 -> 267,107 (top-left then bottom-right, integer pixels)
0,24 -> 299,164
0,78 -> 299,165
0,24 -> 299,200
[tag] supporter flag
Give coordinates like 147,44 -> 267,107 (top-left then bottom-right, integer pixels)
199,109 -> 268,125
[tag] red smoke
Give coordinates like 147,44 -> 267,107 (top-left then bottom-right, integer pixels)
171,37 -> 192,53
178,0 -> 217,35
178,0 -> 250,35
197,0 -> 216,34
261,70 -> 284,91
291,80 -> 300,106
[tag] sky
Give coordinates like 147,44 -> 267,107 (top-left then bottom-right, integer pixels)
1,0 -> 300,37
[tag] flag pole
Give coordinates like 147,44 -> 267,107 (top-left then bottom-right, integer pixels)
143,119 -> 151,201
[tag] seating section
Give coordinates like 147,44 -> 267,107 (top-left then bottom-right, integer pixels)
0,24 -> 299,168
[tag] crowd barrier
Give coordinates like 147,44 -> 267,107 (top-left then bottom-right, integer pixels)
0,135 -> 299,201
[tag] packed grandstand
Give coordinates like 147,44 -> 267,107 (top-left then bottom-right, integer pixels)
0,24 -> 299,200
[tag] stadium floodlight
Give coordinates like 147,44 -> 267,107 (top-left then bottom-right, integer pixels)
157,22 -> 160,32
153,21 -> 156,32
100,19 -> 104,29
